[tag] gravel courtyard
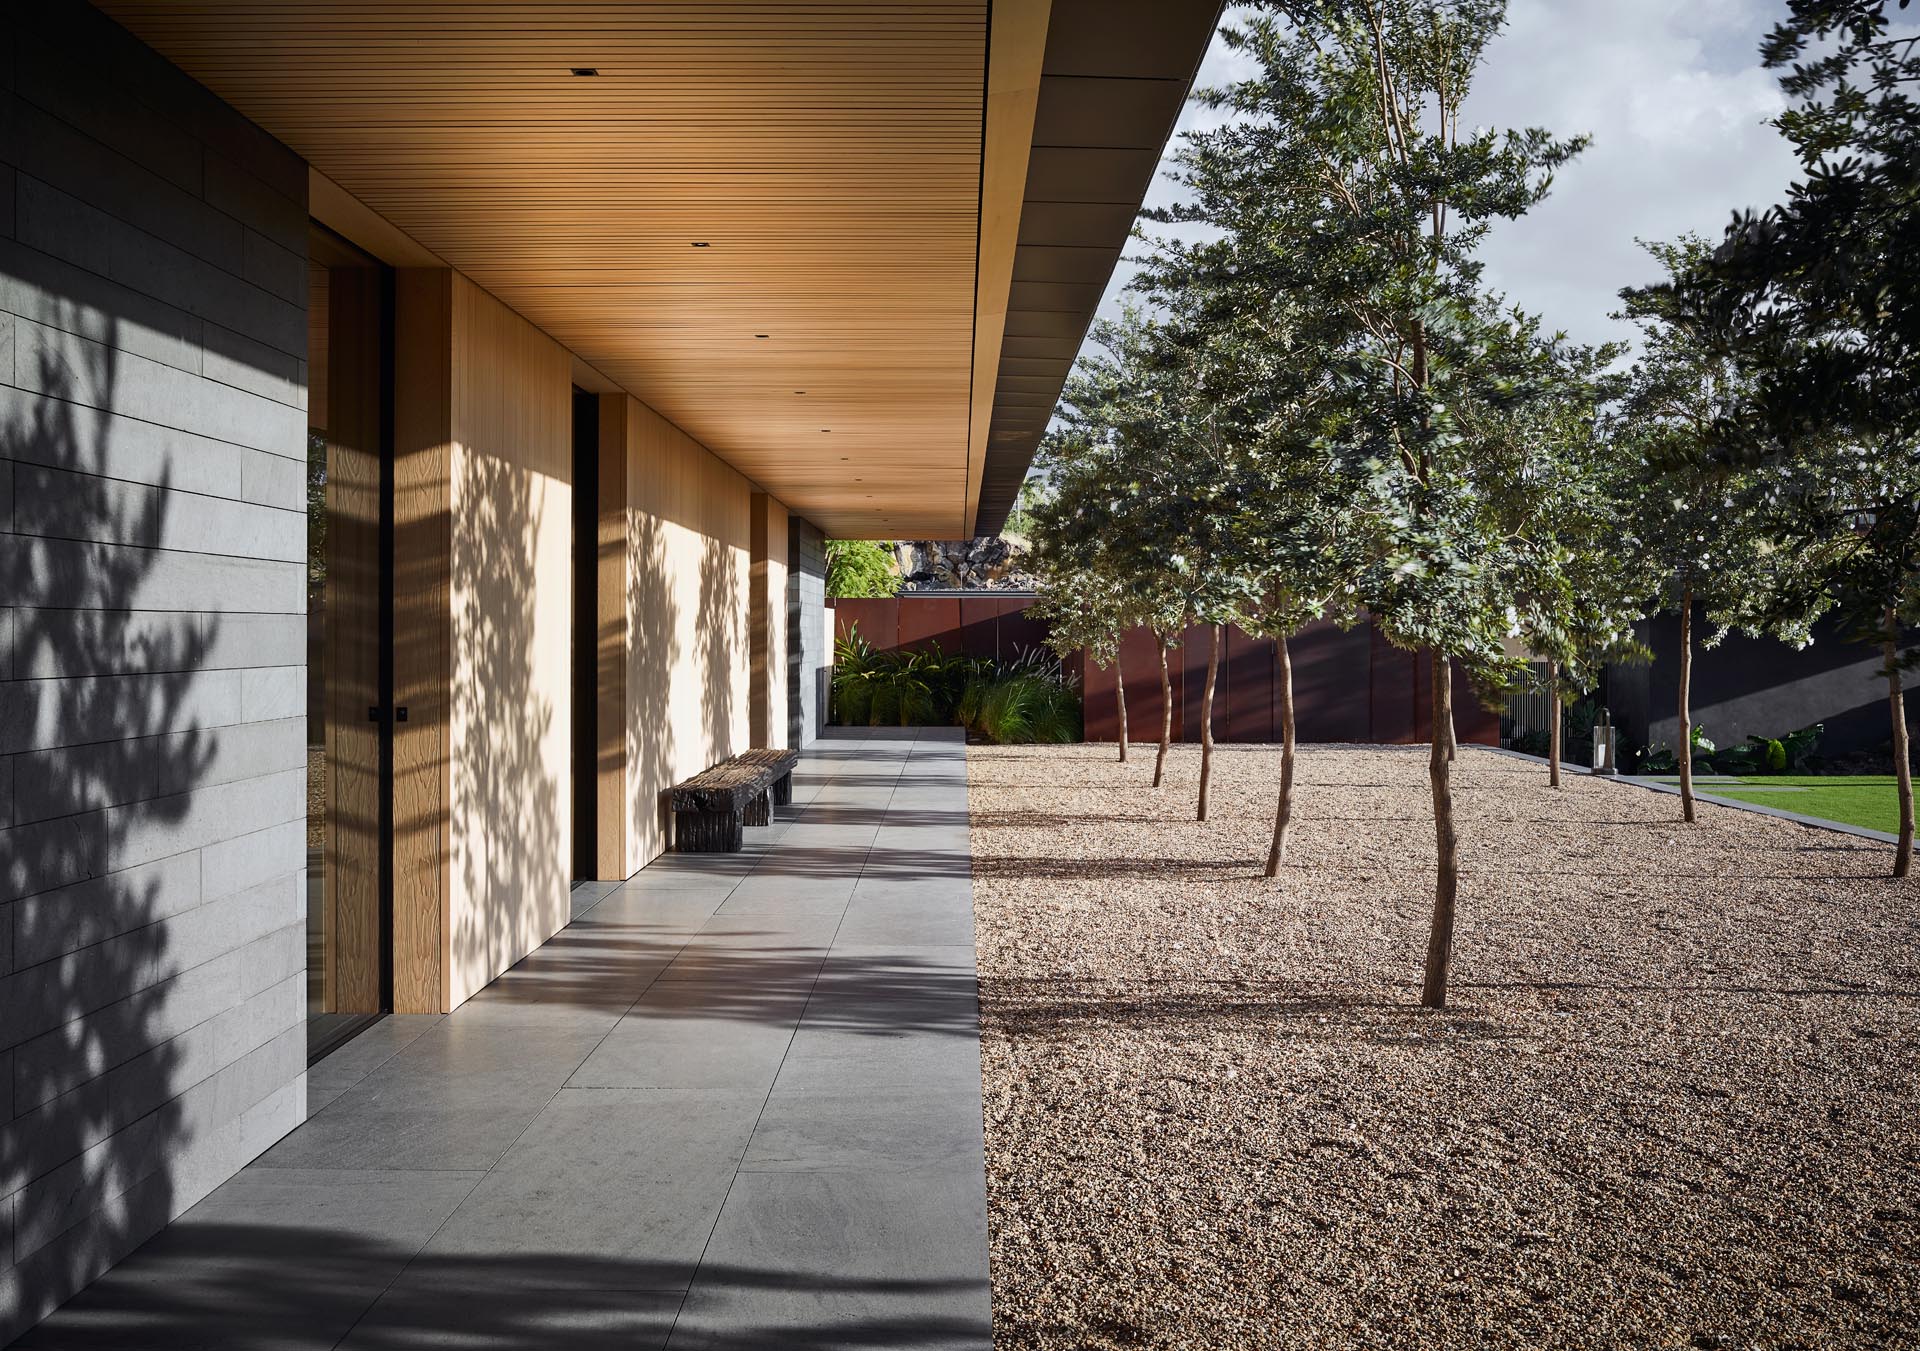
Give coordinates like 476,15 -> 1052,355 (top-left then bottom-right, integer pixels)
969,743 -> 1920,1350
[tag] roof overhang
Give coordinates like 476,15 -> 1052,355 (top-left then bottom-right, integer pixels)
972,0 -> 1223,536
93,0 -> 1218,540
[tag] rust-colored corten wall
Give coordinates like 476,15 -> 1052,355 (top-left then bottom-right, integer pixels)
833,597 -> 1499,746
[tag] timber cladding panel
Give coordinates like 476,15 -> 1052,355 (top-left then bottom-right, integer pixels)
0,2 -> 310,1339
750,493 -> 791,750
392,268 -> 452,1015
446,275 -> 573,1009
392,271 -> 575,1011
787,517 -> 829,748
594,394 -> 629,882
624,398 -> 755,872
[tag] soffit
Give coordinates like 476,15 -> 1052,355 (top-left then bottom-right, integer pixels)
93,0 -> 990,539
973,0 -> 1223,536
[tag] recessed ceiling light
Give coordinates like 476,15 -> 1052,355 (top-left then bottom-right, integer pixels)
690,241 -> 710,248
754,334 -> 770,339
794,390 -> 807,394
820,428 -> 830,433
571,67 -> 599,76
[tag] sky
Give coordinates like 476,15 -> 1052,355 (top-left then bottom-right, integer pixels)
1099,0 -> 1808,355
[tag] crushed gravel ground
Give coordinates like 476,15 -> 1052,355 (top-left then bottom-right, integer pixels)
969,743 -> 1920,1350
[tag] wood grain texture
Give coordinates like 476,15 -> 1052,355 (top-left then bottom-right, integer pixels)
320,261 -> 385,1013
967,0 -> 1051,533
96,0 -> 997,539
594,392 -> 630,881
447,273 -> 573,1009
750,493 -> 791,749
624,397 -> 753,870
392,266 -> 452,1015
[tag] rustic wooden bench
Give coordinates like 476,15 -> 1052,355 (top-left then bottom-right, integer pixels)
668,748 -> 800,852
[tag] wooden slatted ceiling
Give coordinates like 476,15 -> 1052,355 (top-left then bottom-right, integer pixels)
96,2 -> 989,538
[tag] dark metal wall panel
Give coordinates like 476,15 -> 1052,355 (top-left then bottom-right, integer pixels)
1292,620 -> 1373,743
896,596 -> 964,651
834,598 -> 898,652
833,596 -> 1503,748
1223,625 -> 1274,744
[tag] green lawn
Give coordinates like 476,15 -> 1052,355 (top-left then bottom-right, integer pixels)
1705,775 -> 1905,834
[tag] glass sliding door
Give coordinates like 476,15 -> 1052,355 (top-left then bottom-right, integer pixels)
307,225 -> 393,1060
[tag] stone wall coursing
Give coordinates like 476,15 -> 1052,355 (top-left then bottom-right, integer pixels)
894,537 -> 1036,592
0,3 -> 309,1337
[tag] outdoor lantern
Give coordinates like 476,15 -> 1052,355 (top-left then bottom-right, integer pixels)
1592,707 -> 1620,776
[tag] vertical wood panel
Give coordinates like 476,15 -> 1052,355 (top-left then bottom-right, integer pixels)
392,267 -> 452,1014
626,397 -> 754,870
446,273 -> 572,1009
595,392 -> 629,880
323,263 -> 384,1012
749,492 -> 791,748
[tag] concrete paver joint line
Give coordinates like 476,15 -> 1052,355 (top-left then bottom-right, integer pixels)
16,726 -> 991,1351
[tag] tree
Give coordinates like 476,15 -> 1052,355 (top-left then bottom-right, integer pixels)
1040,310 -> 1254,821
1674,0 -> 1920,874
1230,454 -> 1366,873
1483,337 -> 1645,791
1154,0 -> 1590,1007
1001,475 -> 1048,543
1028,476 -> 1141,763
1129,259 -> 1370,868
1710,441 -> 1917,874
1031,405 -> 1189,789
824,538 -> 899,599
1619,239 -> 1830,823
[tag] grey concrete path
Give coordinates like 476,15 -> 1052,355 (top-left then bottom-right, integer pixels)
14,729 -> 989,1351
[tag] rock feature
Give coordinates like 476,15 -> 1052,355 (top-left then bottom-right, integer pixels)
894,537 -> 1039,592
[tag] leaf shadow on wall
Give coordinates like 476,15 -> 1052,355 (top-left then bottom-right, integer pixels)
448,448 -> 562,998
626,512 -> 679,860
1,311 -> 207,1336
698,532 -> 742,765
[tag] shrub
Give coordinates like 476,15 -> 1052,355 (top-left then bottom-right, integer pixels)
830,626 -> 1080,744
1710,722 -> 1824,776
1641,723 -> 1716,775
825,540 -> 899,598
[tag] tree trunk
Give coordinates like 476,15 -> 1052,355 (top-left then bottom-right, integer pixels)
1679,587 -> 1696,824
1114,660 -> 1129,764
1197,625 -> 1220,822
1266,633 -> 1297,875
1440,655 -> 1457,761
1153,641 -> 1172,789
1548,658 -> 1561,789
1887,610 -> 1913,879
1422,648 -> 1461,1010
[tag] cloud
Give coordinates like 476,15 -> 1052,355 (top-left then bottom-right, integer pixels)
1098,0 -> 1805,354
1468,0 -> 1800,349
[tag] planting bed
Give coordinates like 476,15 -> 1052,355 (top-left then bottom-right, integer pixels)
970,742 -> 1920,1349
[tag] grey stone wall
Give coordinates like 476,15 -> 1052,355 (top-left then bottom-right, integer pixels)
1611,612 -> 1920,766
0,3 -> 309,1338
788,517 -> 827,747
